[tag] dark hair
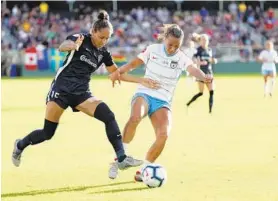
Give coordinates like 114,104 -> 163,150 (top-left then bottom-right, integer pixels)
93,10 -> 113,33
158,24 -> 184,42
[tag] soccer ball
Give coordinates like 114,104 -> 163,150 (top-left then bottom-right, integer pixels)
142,164 -> 167,188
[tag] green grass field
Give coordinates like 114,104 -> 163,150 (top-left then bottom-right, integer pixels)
2,76 -> 278,201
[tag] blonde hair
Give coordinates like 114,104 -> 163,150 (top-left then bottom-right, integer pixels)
191,33 -> 201,42
191,33 -> 209,42
191,33 -> 209,48
265,40 -> 274,50
157,24 -> 184,42
200,34 -> 209,42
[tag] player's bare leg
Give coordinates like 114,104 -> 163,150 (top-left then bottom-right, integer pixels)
12,102 -> 64,167
263,75 -> 268,97
108,96 -> 148,179
122,97 -> 149,143
135,108 -> 171,182
268,73 -> 276,97
147,108 -> 171,162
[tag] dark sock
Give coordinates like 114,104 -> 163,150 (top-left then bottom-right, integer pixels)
187,92 -> 203,106
209,90 -> 214,113
17,119 -> 58,151
94,102 -> 126,162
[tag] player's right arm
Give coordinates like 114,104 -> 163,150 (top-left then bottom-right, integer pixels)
118,45 -> 153,74
58,34 -> 84,52
118,58 -> 144,74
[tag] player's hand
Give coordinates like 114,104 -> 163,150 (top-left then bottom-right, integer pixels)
200,60 -> 208,65
141,78 -> 161,89
209,58 -> 214,63
204,74 -> 213,83
75,35 -> 84,51
109,69 -> 121,87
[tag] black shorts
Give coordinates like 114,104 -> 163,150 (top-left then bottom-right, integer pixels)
196,67 -> 213,82
46,84 -> 92,112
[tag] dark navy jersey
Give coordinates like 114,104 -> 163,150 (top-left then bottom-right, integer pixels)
194,46 -> 213,71
53,33 -> 114,94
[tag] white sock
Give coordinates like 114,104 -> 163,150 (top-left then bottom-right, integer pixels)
140,160 -> 151,172
144,160 -> 151,165
123,143 -> 128,153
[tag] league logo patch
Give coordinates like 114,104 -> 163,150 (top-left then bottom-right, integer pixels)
170,61 -> 178,69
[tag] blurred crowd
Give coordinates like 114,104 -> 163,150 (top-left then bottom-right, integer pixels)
1,1 -> 278,61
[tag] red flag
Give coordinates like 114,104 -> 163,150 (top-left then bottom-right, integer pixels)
25,47 -> 37,71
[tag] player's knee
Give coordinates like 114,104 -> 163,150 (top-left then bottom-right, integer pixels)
43,130 -> 55,140
94,102 -> 116,124
43,119 -> 58,140
105,110 -> 116,124
129,114 -> 142,125
156,129 -> 169,143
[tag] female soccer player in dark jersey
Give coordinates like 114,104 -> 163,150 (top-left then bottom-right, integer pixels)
186,33 -> 217,113
12,11 -> 158,171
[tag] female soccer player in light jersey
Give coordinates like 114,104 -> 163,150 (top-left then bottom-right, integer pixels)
108,24 -> 212,180
257,40 -> 277,97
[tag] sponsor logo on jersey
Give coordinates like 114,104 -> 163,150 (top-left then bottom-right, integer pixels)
80,55 -> 97,68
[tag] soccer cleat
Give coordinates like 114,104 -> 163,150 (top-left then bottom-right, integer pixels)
117,156 -> 143,170
12,139 -> 22,167
108,162 -> 119,179
134,170 -> 143,182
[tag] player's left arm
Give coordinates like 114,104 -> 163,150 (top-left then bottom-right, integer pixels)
187,64 -> 212,83
184,54 -> 212,82
104,52 -> 159,88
